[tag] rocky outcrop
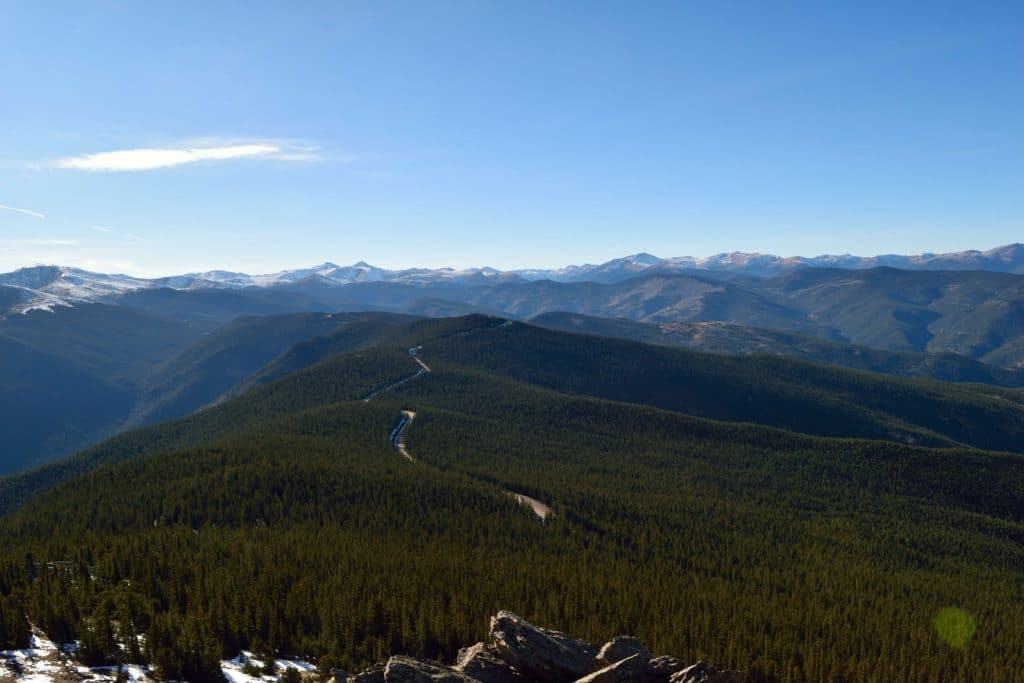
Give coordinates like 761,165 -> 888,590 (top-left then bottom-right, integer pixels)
348,611 -> 744,683
383,655 -> 478,682
488,611 -> 599,682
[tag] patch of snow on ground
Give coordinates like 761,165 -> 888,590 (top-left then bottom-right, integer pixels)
221,651 -> 316,683
84,664 -> 154,682
2,630 -> 159,682
1,633 -> 64,683
4,636 -> 317,682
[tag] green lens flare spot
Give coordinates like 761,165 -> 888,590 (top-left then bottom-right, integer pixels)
933,607 -> 977,649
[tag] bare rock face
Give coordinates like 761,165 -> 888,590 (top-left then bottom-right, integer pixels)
668,661 -> 744,683
488,610 -> 599,683
455,643 -> 524,683
384,655 -> 479,683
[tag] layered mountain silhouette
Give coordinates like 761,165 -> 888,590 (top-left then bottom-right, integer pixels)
3,246 -> 1024,474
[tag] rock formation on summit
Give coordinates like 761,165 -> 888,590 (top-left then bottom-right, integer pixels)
335,611 -> 743,683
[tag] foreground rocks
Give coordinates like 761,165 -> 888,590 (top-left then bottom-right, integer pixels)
343,611 -> 744,683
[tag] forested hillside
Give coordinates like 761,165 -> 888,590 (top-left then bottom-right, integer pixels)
1,315 -> 1022,681
6,315 -> 1024,515
531,312 -> 1024,387
126,312 -> 419,428
761,267 -> 1024,363
0,309 -> 421,475
425,321 -> 1024,452
0,304 -> 208,473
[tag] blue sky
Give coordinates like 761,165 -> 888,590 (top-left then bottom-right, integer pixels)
1,1 -> 1021,276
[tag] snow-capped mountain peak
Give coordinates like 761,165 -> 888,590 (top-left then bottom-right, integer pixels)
2,243 -> 1022,314
628,252 -> 661,266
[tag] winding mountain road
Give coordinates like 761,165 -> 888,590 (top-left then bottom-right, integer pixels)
364,331 -> 553,523
361,348 -> 430,401
389,410 -> 417,462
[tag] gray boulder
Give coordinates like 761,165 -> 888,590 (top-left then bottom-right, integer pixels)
384,655 -> 479,683
488,611 -> 599,682
455,642 -> 523,683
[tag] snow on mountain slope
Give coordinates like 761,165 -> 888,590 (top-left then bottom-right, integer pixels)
0,266 -> 155,312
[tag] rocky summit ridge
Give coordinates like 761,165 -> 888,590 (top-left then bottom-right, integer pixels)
333,611 -> 743,683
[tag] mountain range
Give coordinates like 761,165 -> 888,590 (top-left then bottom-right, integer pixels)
5,255 -> 1024,366
3,243 -> 1023,313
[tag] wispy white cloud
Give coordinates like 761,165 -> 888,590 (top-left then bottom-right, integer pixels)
89,225 -> 150,242
55,143 -> 285,171
0,203 -> 46,219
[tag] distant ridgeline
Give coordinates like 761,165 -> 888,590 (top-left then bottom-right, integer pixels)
0,314 -> 1021,681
